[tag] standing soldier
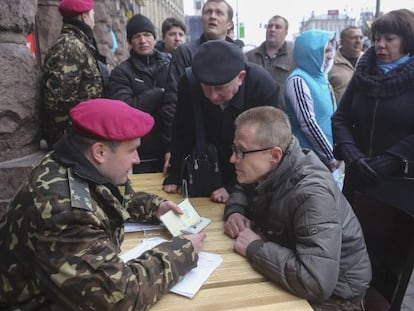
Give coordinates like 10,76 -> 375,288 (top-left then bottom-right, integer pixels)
40,0 -> 107,149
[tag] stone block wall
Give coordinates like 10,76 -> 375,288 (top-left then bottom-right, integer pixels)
0,0 -> 40,215
0,0 -> 184,217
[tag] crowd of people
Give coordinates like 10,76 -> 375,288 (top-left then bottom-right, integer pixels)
1,0 -> 413,310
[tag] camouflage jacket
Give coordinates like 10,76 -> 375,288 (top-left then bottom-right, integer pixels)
0,137 -> 197,310
41,20 -> 105,148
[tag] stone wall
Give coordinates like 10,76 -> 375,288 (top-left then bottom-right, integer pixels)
0,0 -> 40,214
0,0 -> 184,217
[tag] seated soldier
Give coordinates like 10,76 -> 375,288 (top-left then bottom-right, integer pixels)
0,98 -> 206,309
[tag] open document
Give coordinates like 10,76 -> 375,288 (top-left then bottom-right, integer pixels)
120,237 -> 222,298
160,198 -> 211,236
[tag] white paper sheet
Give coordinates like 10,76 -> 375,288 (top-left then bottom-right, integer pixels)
120,237 -> 222,298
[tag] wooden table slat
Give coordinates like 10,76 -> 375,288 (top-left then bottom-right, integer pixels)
123,173 -> 312,310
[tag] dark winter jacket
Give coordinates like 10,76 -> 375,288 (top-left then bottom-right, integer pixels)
224,138 -> 371,303
108,50 -> 172,160
332,47 -> 414,195
164,62 -> 280,192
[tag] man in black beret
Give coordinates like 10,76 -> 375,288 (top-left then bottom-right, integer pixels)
162,1 -> 237,177
108,14 -> 173,174
163,40 -> 281,203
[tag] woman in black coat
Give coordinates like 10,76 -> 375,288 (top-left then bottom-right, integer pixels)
332,9 -> 414,304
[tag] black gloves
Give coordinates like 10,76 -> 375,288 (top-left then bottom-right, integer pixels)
351,154 -> 401,185
138,88 -> 165,113
351,158 -> 378,184
367,154 -> 401,176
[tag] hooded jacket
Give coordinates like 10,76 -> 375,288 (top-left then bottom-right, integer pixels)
285,30 -> 336,168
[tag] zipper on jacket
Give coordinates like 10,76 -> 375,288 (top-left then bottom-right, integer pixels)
368,98 -> 379,157
403,159 -> 409,176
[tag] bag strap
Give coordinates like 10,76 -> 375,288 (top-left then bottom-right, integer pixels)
185,67 -> 207,157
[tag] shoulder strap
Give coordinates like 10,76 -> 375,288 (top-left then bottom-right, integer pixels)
67,167 -> 92,211
185,67 -> 207,156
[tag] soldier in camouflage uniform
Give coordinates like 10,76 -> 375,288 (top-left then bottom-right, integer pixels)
40,0 -> 107,149
0,98 -> 206,310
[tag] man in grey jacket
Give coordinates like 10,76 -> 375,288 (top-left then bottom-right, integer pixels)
223,106 -> 371,310
246,15 -> 295,110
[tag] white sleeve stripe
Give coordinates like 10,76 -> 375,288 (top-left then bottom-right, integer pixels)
289,77 -> 334,163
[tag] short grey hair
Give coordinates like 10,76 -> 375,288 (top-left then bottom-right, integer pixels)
234,106 -> 292,152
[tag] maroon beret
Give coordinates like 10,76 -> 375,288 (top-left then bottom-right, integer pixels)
70,99 -> 154,141
58,0 -> 94,17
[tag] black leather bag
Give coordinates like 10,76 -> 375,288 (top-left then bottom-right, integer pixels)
182,144 -> 221,197
180,68 -> 222,197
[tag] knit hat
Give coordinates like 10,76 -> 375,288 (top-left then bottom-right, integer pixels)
127,14 -> 156,42
192,40 -> 246,86
58,0 -> 94,17
70,99 -> 154,141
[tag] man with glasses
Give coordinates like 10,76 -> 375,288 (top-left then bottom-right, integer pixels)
328,26 -> 364,104
163,40 -> 280,203
224,106 -> 371,311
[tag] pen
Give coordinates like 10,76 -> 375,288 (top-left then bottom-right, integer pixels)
181,229 -> 193,235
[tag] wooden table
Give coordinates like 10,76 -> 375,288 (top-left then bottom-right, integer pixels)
122,173 -> 312,311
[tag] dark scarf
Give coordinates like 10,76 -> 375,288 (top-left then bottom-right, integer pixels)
63,17 -> 107,64
354,46 -> 414,98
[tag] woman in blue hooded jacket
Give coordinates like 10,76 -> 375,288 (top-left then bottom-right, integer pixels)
285,30 -> 339,171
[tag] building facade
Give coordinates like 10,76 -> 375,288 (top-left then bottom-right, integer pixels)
300,10 -> 357,41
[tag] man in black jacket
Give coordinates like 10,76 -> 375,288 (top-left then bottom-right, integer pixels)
169,0 -> 234,87
108,14 -> 172,174
163,40 -> 280,203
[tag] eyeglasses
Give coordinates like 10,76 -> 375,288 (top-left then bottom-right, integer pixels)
231,144 -> 274,159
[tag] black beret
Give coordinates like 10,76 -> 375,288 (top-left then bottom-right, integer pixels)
127,14 -> 156,42
192,40 -> 246,86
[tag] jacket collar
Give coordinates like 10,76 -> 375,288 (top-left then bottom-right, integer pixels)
256,40 -> 289,57
54,135 -> 111,185
256,137 -> 302,193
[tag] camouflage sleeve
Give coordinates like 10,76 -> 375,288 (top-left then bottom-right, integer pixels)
123,180 -> 166,223
35,215 -> 197,310
31,175 -> 196,309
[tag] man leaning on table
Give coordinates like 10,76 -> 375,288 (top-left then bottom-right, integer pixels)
0,98 -> 206,310
163,40 -> 280,203
223,106 -> 371,311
